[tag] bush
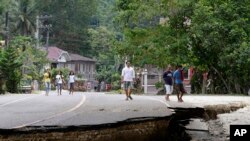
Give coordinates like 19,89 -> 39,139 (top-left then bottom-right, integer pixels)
51,68 -> 70,82
0,47 -> 22,93
111,73 -> 121,90
155,81 -> 164,89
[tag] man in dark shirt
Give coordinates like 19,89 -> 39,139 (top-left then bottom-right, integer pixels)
163,65 -> 173,101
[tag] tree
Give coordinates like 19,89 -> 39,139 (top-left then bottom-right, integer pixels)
35,0 -> 97,55
0,36 -> 48,93
2,0 -> 37,36
190,0 -> 250,94
114,0 -> 250,94
88,26 -> 122,84
0,46 -> 22,93
0,0 -> 97,56
10,36 -> 48,81
114,0 -> 194,68
88,1 -> 123,87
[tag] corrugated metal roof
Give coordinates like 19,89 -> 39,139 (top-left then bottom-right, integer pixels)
47,46 -> 65,62
69,53 -> 96,62
47,46 -> 95,62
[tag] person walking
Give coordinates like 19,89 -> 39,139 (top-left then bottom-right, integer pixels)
163,65 -> 173,101
121,61 -> 135,100
68,71 -> 75,95
43,68 -> 51,96
56,70 -> 64,96
93,79 -> 98,92
173,65 -> 186,102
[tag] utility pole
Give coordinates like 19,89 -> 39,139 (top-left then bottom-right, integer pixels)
143,69 -> 148,94
36,15 -> 52,51
35,15 -> 39,48
43,15 -> 52,52
45,25 -> 50,51
4,11 -> 9,47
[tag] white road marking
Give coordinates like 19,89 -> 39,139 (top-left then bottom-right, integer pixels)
0,95 -> 39,107
12,94 -> 86,129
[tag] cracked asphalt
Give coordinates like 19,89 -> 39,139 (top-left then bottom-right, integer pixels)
1,91 -> 249,131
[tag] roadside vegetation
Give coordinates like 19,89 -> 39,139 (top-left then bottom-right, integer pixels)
0,0 -> 249,94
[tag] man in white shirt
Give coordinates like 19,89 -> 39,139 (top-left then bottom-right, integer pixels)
121,61 -> 135,100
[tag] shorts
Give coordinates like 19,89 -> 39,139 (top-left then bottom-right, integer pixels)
175,83 -> 186,94
165,84 -> 173,95
124,81 -> 132,90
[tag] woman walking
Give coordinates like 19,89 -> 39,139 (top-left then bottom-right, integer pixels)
56,70 -> 64,96
43,68 -> 51,96
68,71 -> 75,95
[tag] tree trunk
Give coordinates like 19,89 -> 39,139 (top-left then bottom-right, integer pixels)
0,78 -> 5,94
202,78 -> 206,94
233,77 -> 241,94
211,66 -> 231,94
209,72 -> 215,94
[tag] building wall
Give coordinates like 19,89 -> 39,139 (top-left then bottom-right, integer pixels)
56,61 -> 96,81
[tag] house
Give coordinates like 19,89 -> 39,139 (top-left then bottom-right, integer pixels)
47,46 -> 96,81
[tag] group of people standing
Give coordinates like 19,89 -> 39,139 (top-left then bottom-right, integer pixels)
43,63 -> 186,102
163,65 -> 186,102
43,69 -> 76,96
121,61 -> 186,102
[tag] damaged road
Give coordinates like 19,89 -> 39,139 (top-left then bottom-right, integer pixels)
0,92 -> 250,141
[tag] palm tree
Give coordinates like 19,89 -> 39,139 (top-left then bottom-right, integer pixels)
9,0 -> 37,36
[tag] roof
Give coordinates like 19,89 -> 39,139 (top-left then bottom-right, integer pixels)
69,53 -> 96,62
47,46 -> 95,62
47,46 -> 67,62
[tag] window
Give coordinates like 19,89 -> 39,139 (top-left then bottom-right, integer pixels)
51,63 -> 57,69
148,75 -> 156,79
69,63 -> 75,71
86,64 -> 88,73
75,63 -> 80,73
83,64 -> 86,72
80,64 -> 83,72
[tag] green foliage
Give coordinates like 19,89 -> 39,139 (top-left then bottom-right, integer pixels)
1,0 -> 249,94
190,69 -> 203,94
34,0 -> 97,55
51,68 -> 70,82
88,24 -> 123,85
111,73 -> 121,90
0,36 -> 48,93
2,0 -> 37,36
0,47 -> 22,93
49,68 -> 70,89
0,0 -> 97,56
114,0 -> 193,68
190,0 -> 250,93
114,0 -> 250,94
10,36 -> 48,81
155,81 -> 164,90
95,0 -> 116,28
